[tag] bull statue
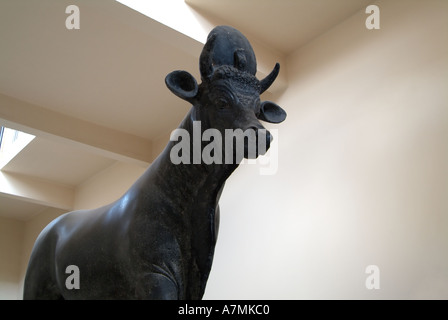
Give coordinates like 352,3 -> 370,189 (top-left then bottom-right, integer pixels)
23,25 -> 286,300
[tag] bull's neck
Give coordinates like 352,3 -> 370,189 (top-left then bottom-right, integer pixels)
157,108 -> 238,197
150,108 -> 238,298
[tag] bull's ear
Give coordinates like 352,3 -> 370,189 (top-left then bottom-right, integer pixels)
165,70 -> 198,103
258,101 -> 287,124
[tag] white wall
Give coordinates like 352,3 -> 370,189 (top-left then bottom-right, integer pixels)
204,0 -> 448,299
0,216 -> 24,299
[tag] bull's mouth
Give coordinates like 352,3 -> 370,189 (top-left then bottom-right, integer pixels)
230,128 -> 269,160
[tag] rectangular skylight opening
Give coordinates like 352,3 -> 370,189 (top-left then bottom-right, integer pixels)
0,126 -> 35,170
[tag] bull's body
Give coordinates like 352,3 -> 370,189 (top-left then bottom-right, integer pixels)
23,109 -> 230,299
23,26 -> 286,299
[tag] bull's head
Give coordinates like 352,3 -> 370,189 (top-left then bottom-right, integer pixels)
165,26 -> 286,161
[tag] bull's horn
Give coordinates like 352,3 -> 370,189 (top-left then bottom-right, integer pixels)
259,63 -> 280,94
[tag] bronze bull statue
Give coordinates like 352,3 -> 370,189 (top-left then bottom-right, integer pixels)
23,25 -> 286,300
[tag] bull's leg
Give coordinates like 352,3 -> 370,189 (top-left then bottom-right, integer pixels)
135,273 -> 179,300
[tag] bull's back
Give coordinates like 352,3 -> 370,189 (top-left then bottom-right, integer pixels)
23,216 -> 64,299
23,205 -> 125,299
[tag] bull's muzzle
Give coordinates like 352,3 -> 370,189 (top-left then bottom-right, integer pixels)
243,126 -> 272,159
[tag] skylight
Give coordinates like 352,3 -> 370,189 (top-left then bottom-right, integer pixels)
0,126 -> 35,170
115,0 -> 209,43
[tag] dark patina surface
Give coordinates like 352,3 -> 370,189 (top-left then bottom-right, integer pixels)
23,26 -> 286,300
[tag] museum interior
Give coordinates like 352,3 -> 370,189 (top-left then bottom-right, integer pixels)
0,0 -> 447,299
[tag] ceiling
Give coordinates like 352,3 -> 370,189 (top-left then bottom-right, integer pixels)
0,0 -> 197,140
186,0 -> 371,55
0,0 -> 373,221
2,137 -> 116,187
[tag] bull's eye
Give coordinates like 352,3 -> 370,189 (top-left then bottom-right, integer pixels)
216,97 -> 230,110
210,85 -> 235,110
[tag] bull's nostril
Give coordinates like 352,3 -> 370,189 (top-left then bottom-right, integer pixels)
266,131 -> 273,144
265,131 -> 272,151
242,127 -> 272,157
257,129 -> 272,154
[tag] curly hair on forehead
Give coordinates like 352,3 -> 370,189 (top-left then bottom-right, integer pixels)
207,65 -> 261,92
